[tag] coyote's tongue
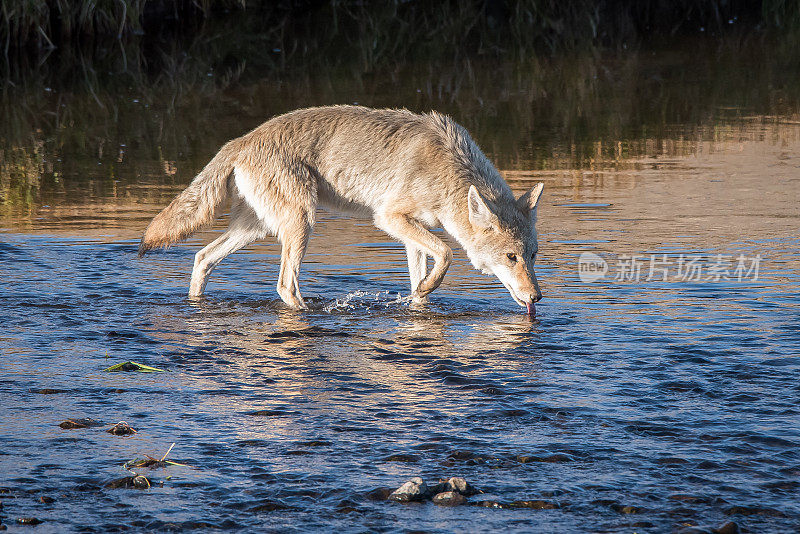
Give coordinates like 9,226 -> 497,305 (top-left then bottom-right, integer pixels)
526,302 -> 536,316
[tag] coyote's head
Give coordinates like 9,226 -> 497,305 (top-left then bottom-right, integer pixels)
464,183 -> 544,314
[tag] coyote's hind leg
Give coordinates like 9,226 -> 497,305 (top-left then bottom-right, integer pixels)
189,228 -> 264,297
276,215 -> 313,310
189,199 -> 265,297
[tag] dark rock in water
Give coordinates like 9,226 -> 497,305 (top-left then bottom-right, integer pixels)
677,523 -> 739,534
365,487 -> 394,501
296,440 -> 332,447
104,475 -> 151,490
592,499 -> 619,507
516,453 -> 574,464
285,449 -> 313,456
475,499 -> 560,510
29,388 -> 68,394
543,453 -> 574,463
248,500 -> 293,512
16,517 -> 42,525
107,421 -> 137,435
59,418 -> 103,429
335,498 -> 360,514
725,505 -> 786,517
267,327 -> 349,339
510,500 -> 560,509
383,454 -> 420,463
429,477 -> 480,496
611,503 -> 644,514
389,477 -> 428,502
669,494 -> 712,504
713,522 -> 740,534
444,476 -> 478,496
39,496 -> 54,504
432,491 -> 466,506
246,409 -> 292,417
476,500 -> 507,509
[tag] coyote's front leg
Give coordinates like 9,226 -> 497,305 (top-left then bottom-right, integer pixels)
376,214 -> 452,301
405,245 -> 429,304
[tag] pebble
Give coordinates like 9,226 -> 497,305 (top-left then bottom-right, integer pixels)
388,477 -> 428,502
475,499 -> 560,509
444,476 -> 478,496
104,475 -> 151,490
677,521 -> 739,534
107,422 -> 137,436
365,487 -> 394,501
384,454 -> 419,463
16,517 -> 42,525
247,500 -> 292,512
59,418 -> 103,429
510,500 -> 560,509
432,491 -> 466,506
725,505 -> 785,517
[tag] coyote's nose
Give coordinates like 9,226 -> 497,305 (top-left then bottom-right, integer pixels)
531,291 -> 542,303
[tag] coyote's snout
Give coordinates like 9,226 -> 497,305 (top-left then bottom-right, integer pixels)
139,105 -> 545,312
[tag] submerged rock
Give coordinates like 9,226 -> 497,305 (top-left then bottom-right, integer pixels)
677,522 -> 740,534
104,475 -> 151,490
39,496 -> 54,504
59,418 -> 103,429
385,476 -> 482,505
725,505 -> 786,517
475,499 -> 560,510
443,476 -> 478,496
247,500 -> 293,512
365,487 -> 394,501
714,522 -> 740,534
510,500 -> 560,509
107,421 -> 137,436
16,517 -> 42,525
432,491 -> 465,506
388,477 -> 428,502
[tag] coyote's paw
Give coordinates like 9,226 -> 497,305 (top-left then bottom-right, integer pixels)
411,292 -> 430,305
277,288 -> 307,310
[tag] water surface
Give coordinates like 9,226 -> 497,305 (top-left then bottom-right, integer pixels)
1,39 -> 799,532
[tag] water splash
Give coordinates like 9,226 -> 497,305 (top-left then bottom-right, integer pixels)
323,290 -> 413,313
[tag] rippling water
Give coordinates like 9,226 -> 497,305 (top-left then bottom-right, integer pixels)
1,41 -> 800,532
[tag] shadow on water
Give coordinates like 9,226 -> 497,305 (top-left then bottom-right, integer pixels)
0,28 -> 799,533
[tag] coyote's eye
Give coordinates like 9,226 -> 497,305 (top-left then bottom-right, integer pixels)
506,253 -> 517,262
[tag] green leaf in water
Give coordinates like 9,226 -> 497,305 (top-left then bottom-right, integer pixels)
104,361 -> 165,372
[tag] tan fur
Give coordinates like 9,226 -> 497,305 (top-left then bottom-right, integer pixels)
139,105 -> 544,309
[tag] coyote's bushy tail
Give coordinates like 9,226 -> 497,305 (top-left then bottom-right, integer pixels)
138,142 -> 237,257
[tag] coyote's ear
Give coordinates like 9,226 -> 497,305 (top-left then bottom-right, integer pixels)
517,183 -> 544,217
468,185 -> 498,230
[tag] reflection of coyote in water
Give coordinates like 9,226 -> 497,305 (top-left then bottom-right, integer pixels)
139,105 -> 544,312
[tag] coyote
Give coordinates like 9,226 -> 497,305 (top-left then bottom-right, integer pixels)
139,106 -> 544,313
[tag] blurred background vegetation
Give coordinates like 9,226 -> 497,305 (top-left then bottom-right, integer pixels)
2,1 -> 800,217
